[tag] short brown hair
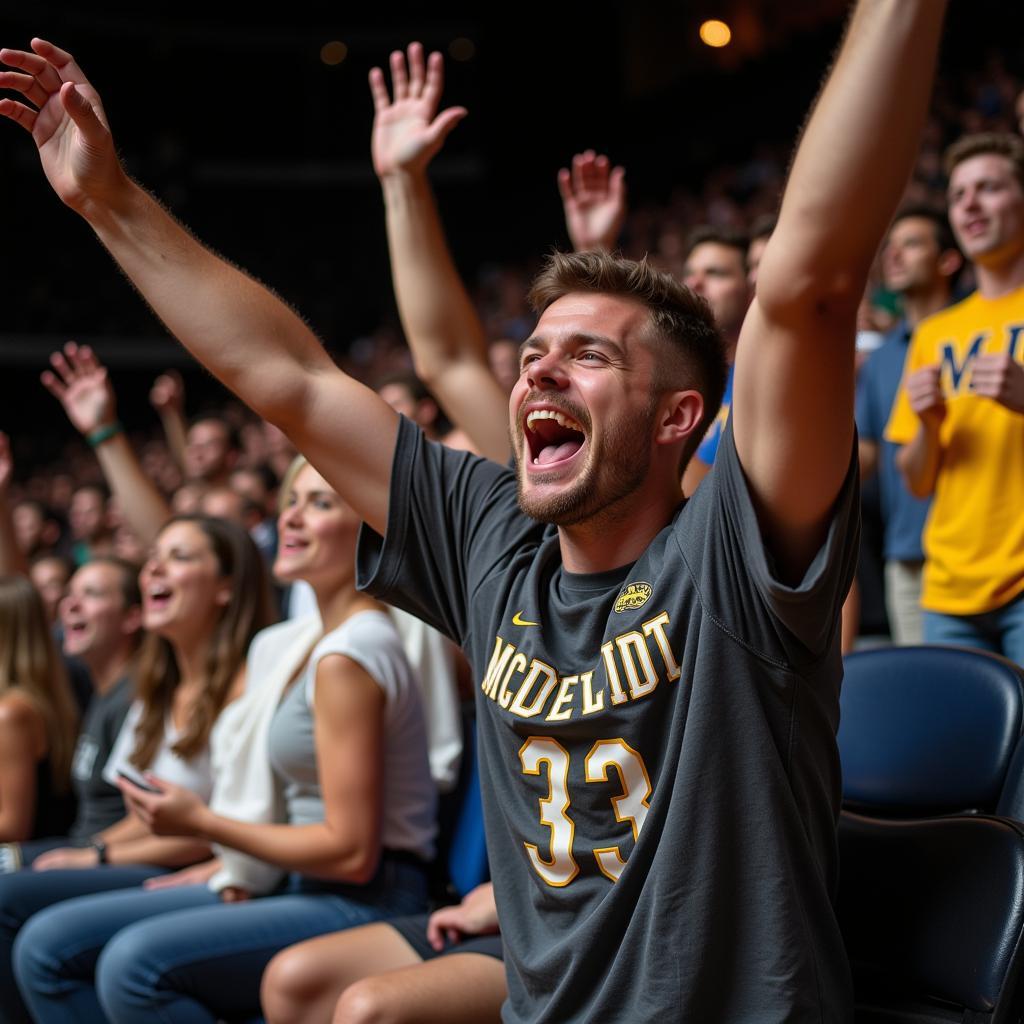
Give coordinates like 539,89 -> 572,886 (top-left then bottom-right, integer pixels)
527,251 -> 728,465
685,225 -> 750,267
944,132 -> 1024,192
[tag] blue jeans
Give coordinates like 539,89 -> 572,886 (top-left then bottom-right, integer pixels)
14,860 -> 428,1023
0,864 -> 166,1024
923,592 -> 1024,665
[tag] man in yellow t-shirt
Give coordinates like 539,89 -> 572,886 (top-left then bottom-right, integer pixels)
886,132 -> 1024,661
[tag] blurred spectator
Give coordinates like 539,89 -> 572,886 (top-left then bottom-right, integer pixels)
183,417 -> 241,488
230,465 -> 279,566
171,481 -> 206,516
28,553 -> 74,629
488,339 -> 520,396
679,226 -> 752,495
856,205 -> 963,644
68,483 -> 114,566
0,576 -> 78,844
887,133 -> 1024,660
12,500 -> 61,561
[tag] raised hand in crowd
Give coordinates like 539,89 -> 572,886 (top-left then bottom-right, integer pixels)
149,369 -> 188,470
41,341 -> 116,439
0,39 -> 121,211
2,37 -> 396,537
41,342 -> 171,545
557,149 -> 627,253
370,42 -> 466,179
371,43 -> 511,462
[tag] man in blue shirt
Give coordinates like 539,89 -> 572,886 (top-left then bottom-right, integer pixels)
680,227 -> 751,495
855,205 -> 962,642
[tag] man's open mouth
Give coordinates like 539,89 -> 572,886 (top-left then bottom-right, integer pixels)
524,408 -> 587,467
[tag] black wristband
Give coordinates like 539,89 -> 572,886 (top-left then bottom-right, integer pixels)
92,839 -> 108,864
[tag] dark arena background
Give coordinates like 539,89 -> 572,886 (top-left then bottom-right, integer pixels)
1,0 -> 1023,467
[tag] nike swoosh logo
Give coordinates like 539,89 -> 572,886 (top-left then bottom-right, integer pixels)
512,611 -> 539,627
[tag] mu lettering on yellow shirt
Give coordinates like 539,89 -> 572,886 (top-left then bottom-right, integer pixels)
885,286 -> 1024,615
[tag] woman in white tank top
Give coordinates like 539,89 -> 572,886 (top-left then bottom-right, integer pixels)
12,459 -> 436,1024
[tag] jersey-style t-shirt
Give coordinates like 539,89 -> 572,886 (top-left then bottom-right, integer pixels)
69,675 -> 132,841
357,415 -> 858,1023
885,286 -> 1024,614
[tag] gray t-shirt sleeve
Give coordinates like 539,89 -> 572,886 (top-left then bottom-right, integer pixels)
682,418 -> 859,665
357,416 -> 538,645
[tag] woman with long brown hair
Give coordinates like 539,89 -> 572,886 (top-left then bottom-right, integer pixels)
12,459 -> 436,1024
0,575 -> 79,843
0,515 -> 272,1024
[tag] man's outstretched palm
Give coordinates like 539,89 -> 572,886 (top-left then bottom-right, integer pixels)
0,38 -> 123,211
370,42 -> 466,179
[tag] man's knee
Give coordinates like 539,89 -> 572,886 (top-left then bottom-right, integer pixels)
262,946 -> 330,1024
334,976 -> 400,1024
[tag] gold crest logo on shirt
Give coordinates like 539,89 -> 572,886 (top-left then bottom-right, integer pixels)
614,582 -> 652,613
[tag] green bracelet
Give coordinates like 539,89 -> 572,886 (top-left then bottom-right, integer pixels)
86,421 -> 123,448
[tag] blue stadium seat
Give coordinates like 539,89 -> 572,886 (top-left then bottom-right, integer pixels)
837,645 -> 1024,1023
839,645 -> 1024,816
445,713 -> 488,899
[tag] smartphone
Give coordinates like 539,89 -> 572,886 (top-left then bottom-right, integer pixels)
117,768 -> 163,794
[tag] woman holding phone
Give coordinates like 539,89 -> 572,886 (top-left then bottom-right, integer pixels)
0,514 -> 271,1024
12,457 -> 436,1024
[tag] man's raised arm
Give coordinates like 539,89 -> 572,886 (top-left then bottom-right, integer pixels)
733,0 -> 946,578
0,39 -> 398,535
371,44 -> 510,464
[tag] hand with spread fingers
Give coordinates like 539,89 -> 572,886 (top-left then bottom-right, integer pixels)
557,149 -> 627,253
41,341 -> 117,438
369,41 -> 467,180
0,38 -> 126,211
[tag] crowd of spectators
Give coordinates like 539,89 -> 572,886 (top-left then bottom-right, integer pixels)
0,11 -> 1021,1023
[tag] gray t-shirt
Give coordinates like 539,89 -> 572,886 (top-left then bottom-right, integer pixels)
266,610 -> 437,860
358,416 -> 858,1023
69,675 -> 132,841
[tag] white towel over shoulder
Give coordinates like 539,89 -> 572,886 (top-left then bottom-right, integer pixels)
207,614 -> 323,896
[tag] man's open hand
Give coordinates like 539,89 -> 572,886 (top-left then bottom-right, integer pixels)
0,38 -> 127,212
369,42 -> 467,180
558,150 -> 627,252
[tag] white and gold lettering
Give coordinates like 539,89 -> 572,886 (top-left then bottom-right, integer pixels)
615,631 -> 659,700
600,641 -> 628,705
481,637 -> 515,702
519,737 -> 579,887
546,675 -> 578,722
581,670 -> 604,716
585,739 -> 653,882
509,659 -> 559,719
497,652 -> 528,709
643,611 -> 681,682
